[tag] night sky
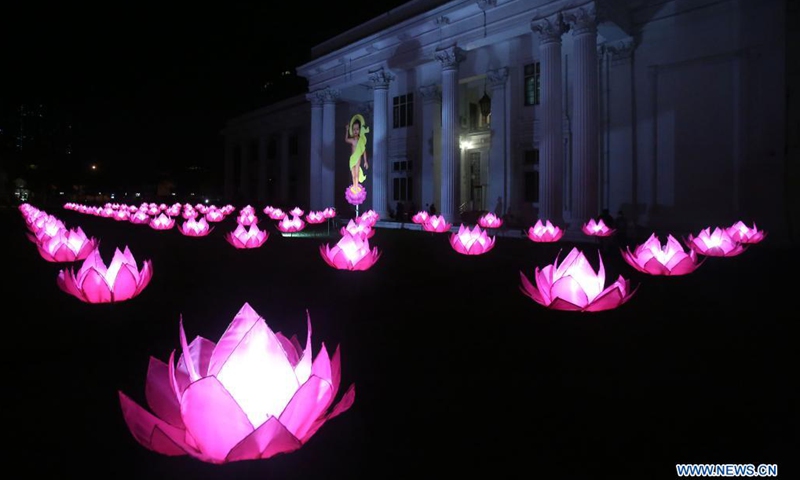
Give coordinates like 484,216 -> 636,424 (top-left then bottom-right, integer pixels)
3,0 -> 411,188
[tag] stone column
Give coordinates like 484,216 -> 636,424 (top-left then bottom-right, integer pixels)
487,67 -> 508,216
435,45 -> 466,223
531,13 -> 567,224
369,67 -> 395,219
565,5 -> 600,227
224,139 -> 235,201
257,136 -> 268,203
239,140 -> 250,202
321,88 -> 339,209
280,132 -> 290,204
419,84 -> 441,211
306,91 -> 324,209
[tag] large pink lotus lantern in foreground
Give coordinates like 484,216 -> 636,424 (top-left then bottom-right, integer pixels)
320,232 -> 381,271
477,212 -> 503,229
520,247 -> 635,312
581,218 -> 615,237
57,246 -> 153,303
685,227 -> 746,257
225,224 -> 269,249
621,233 -> 702,276
449,224 -> 495,255
344,184 -> 367,205
526,219 -> 564,243
178,217 -> 213,237
36,227 -> 98,262
726,221 -> 766,244
422,215 -> 452,233
118,303 -> 355,464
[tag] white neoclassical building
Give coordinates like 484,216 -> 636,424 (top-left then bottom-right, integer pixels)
223,0 -> 790,243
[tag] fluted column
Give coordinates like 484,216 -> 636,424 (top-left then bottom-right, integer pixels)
224,139 -> 235,201
435,45 -> 466,223
369,68 -> 395,219
487,67 -> 508,216
280,132 -> 290,203
419,84 -> 441,211
321,88 -> 339,209
257,136 -> 268,203
307,91 -> 324,209
565,5 -> 600,227
531,14 -> 567,224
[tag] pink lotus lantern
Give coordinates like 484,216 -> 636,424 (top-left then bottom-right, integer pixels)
237,210 -> 259,226
263,205 -> 275,216
114,209 -> 130,221
411,211 -> 429,224
477,212 -> 503,229
57,246 -> 153,303
726,221 -> 767,244
221,205 -> 236,215
150,213 -> 175,230
685,227 -> 746,257
449,224 -> 496,255
225,224 -> 269,249
526,219 -> 564,243
344,184 -> 367,205
180,208 -> 197,219
621,233 -> 703,276
322,207 -> 336,219
305,211 -> 326,224
36,227 -> 98,262
118,303 -> 355,464
340,218 -> 375,239
178,217 -> 214,237
205,210 -> 225,223
422,215 -> 452,233
277,215 -> 306,234
130,210 -> 151,225
581,218 -> 615,237
29,216 -> 66,242
100,207 -> 115,218
268,209 -> 287,221
320,232 -> 381,271
147,206 -> 160,216
289,207 -> 304,217
357,210 -> 379,228
520,247 -> 635,312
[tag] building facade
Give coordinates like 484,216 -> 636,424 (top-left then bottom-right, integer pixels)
223,0 -> 789,243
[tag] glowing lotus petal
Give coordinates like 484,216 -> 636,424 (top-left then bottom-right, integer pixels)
118,303 -> 355,464
263,205 -> 275,215
305,211 -> 326,224
357,209 -> 379,228
114,209 -> 130,221
289,207 -> 304,217
422,215 -> 452,233
520,247 -> 636,312
320,232 -> 381,271
225,224 -> 269,249
57,246 -> 153,303
526,219 -> 564,243
130,211 -> 151,225
29,215 -> 65,238
344,184 -> 367,205
621,233 -> 702,275
477,212 -> 503,229
321,208 -> 336,219
726,221 -> 767,244
411,211 -> 429,224
150,213 -> 175,230
268,209 -> 286,221
205,210 -> 225,223
237,210 -> 259,226
178,217 -> 214,237
449,224 -> 496,255
277,215 -> 306,233
685,227 -> 746,257
340,219 -> 375,239
36,227 -> 99,262
581,218 -> 615,237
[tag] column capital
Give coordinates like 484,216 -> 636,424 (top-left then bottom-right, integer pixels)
605,38 -> 635,63
368,67 -> 395,89
487,67 -> 509,88
435,45 -> 466,71
531,13 -> 567,45
320,87 -> 340,104
563,5 -> 597,37
419,84 -> 441,103
306,89 -> 325,106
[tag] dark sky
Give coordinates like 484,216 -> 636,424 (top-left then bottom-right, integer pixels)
3,0 -> 411,183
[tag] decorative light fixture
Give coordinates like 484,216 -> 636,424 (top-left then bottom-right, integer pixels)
479,76 -> 491,118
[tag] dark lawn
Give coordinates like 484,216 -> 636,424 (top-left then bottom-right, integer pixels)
2,205 -> 796,479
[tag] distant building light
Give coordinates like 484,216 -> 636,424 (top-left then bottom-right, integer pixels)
190,192 -> 195,196
135,192 -> 141,197
111,194 -> 115,199
171,192 -> 176,196
91,164 -> 97,170
59,191 -> 64,195
204,198 -> 209,204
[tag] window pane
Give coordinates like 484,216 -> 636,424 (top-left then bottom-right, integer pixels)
399,104 -> 406,127
407,101 -> 414,126
393,178 -> 399,201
